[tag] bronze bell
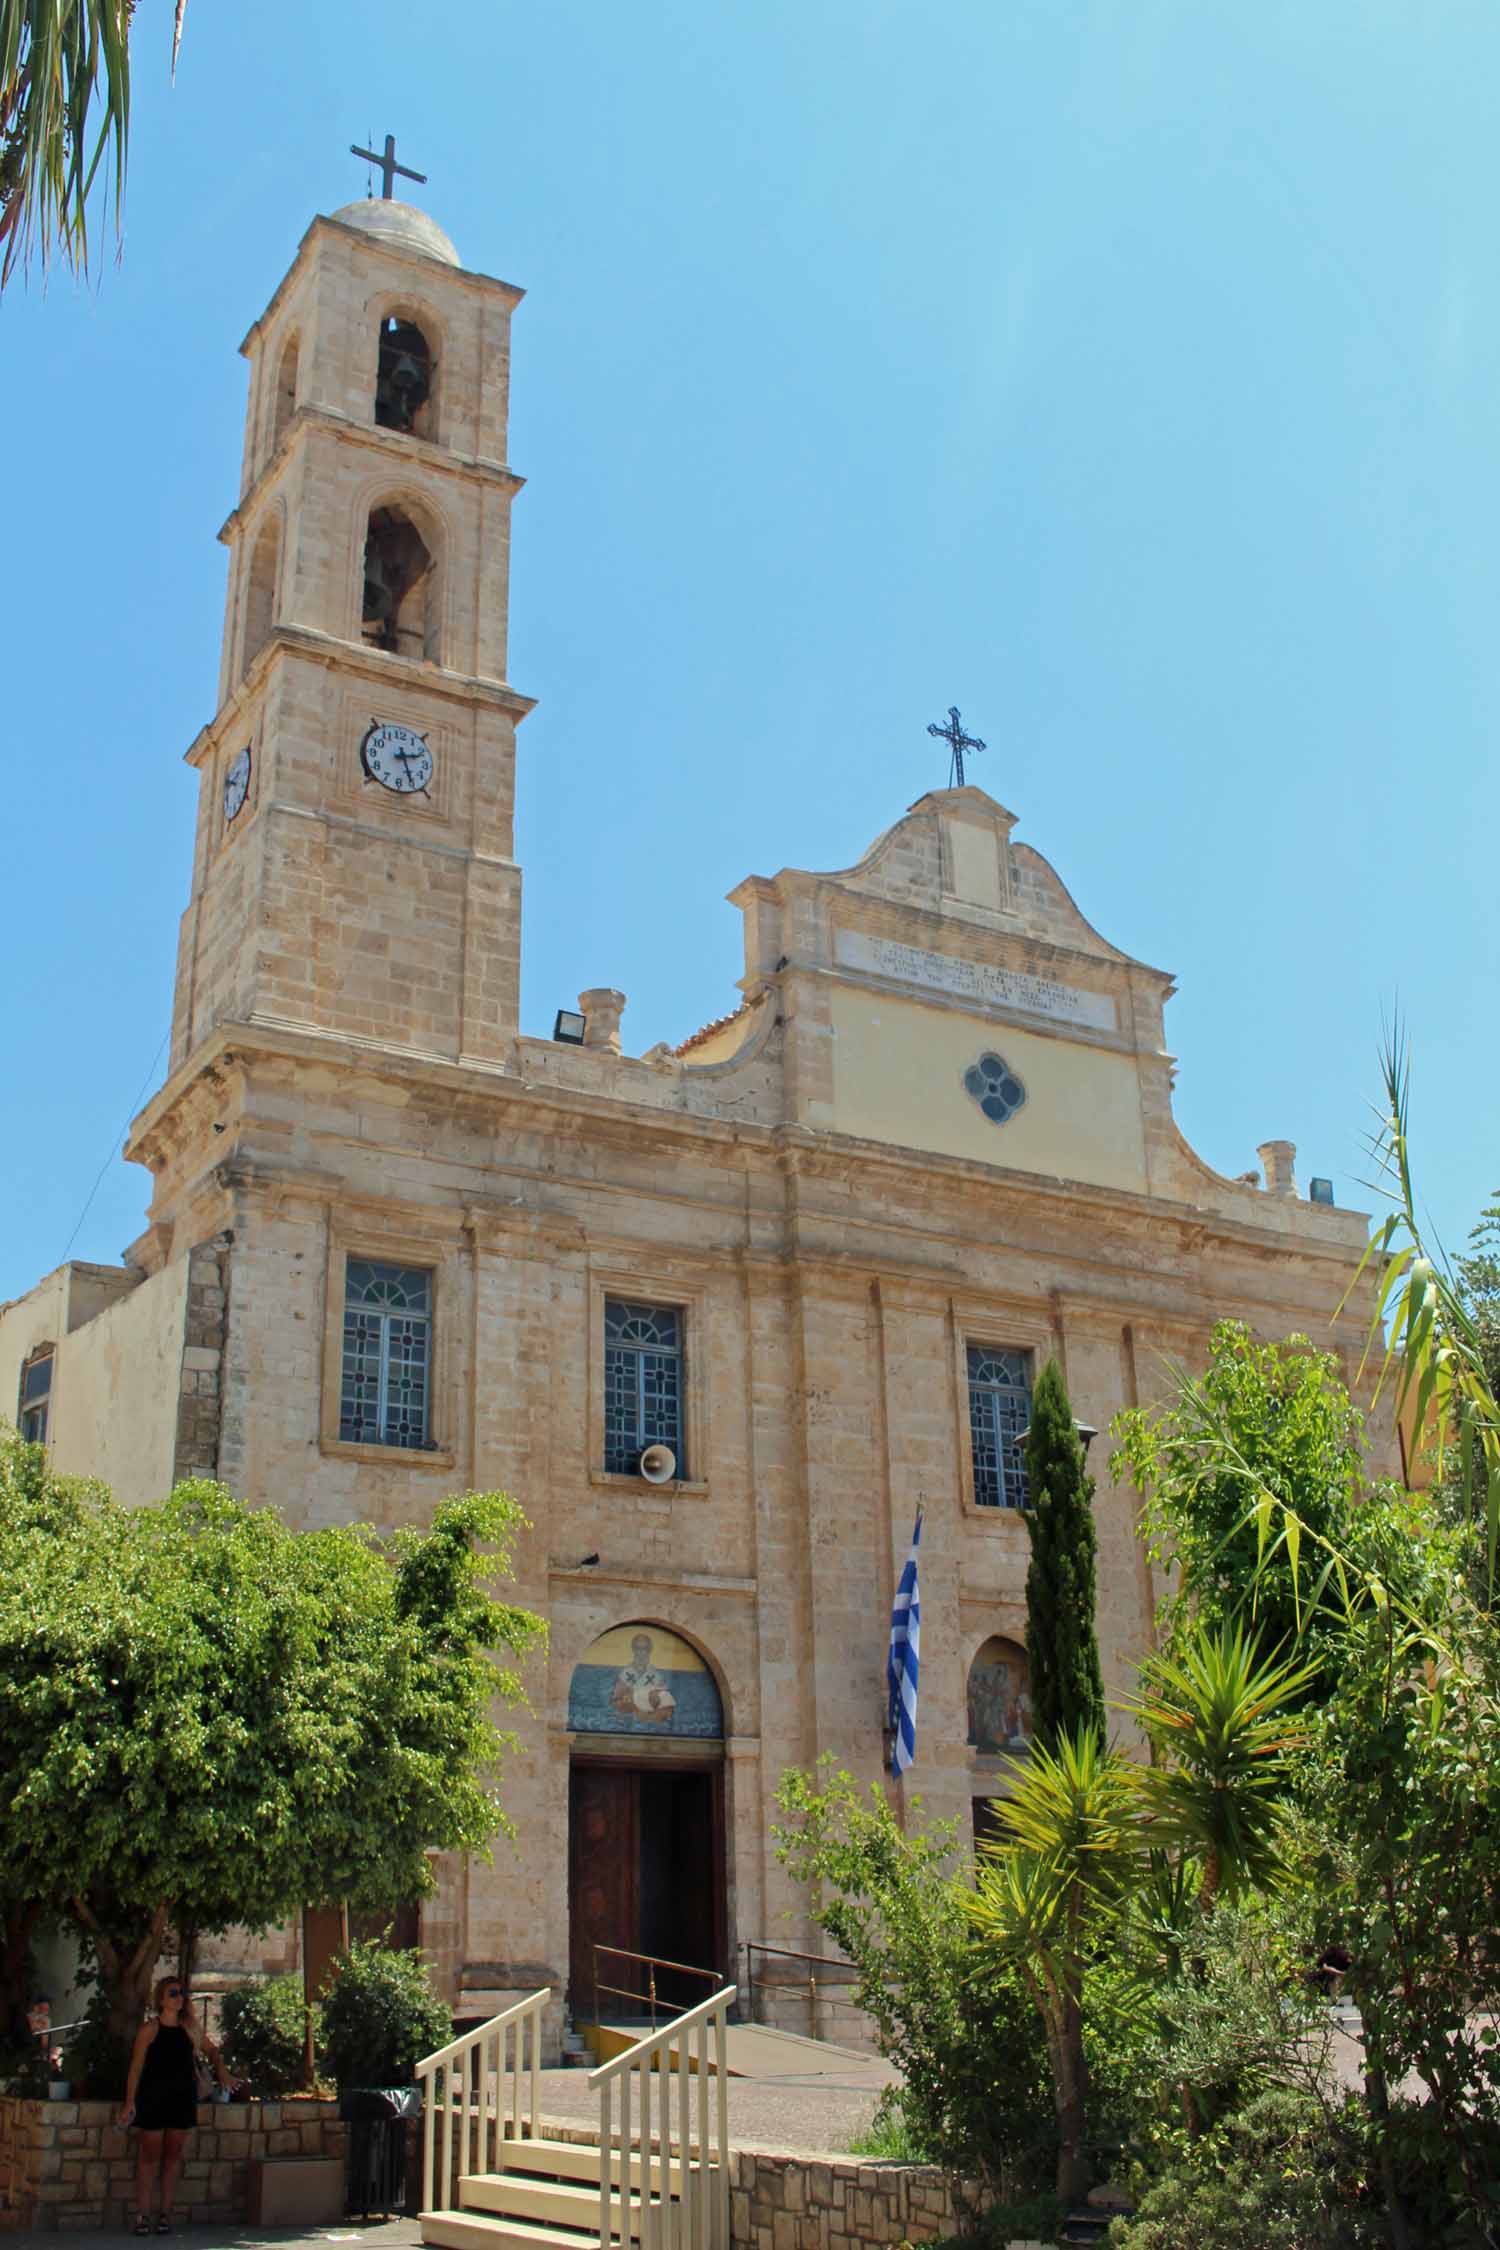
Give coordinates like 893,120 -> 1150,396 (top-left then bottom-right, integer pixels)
375,322 -> 431,431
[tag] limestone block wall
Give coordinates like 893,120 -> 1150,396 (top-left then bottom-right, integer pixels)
0,2096 -> 345,2233
728,2144 -> 965,2249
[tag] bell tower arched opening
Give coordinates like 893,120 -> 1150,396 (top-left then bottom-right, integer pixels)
566,1623 -> 727,2025
242,513 -> 281,677
361,502 -> 439,662
271,333 -> 299,450
374,316 -> 435,437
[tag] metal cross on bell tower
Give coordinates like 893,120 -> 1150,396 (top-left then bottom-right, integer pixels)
927,705 -> 986,789
350,132 -> 428,201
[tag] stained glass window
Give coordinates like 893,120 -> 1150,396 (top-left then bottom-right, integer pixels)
963,1052 -> 1027,1127
340,1260 -> 432,1449
18,1348 -> 52,1446
967,1345 -> 1032,1509
604,1299 -> 684,1475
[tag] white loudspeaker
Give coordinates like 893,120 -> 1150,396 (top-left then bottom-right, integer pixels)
638,1444 -> 677,1484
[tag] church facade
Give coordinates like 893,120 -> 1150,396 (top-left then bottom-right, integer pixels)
2,193 -> 1378,2048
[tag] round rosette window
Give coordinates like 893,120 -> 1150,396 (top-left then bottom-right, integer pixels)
963,1052 -> 1027,1126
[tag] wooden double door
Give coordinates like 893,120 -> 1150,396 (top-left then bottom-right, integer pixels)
569,1758 -> 725,2019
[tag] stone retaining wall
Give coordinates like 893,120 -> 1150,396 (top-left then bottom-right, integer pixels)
0,2095 -> 346,2232
728,2141 -> 963,2248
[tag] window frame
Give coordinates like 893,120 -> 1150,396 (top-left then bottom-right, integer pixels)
602,1297 -> 686,1476
17,1345 -> 54,1446
338,1257 -> 435,1452
587,1269 -> 709,1495
319,1229 -> 457,1469
966,1343 -> 1034,1512
950,1301 -> 1056,1526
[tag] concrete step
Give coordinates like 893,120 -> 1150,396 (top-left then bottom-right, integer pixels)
421,2213 -> 597,2250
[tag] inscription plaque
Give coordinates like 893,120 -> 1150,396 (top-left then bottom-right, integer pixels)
835,929 -> 1116,1033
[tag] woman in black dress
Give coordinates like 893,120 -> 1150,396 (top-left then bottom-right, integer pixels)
119,1977 -> 229,2234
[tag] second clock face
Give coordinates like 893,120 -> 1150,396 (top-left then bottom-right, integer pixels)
223,746 -> 251,824
361,721 -> 433,796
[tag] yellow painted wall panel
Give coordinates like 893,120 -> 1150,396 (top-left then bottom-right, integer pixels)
828,986 -> 1150,1193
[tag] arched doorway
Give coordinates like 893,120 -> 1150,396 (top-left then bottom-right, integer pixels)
567,1623 -> 726,2022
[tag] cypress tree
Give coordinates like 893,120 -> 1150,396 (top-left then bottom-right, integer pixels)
1022,1356 -> 1107,1752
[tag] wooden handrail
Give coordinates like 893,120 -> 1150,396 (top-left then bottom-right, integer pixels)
590,1984 -> 734,2250
415,1987 -> 549,2214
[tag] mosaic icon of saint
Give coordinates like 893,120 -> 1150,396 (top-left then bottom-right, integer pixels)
611,1631 -> 677,1727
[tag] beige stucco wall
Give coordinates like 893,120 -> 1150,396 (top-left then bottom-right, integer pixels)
0,1267 -> 68,1429
826,985 -> 1151,1193
50,1260 -> 188,1506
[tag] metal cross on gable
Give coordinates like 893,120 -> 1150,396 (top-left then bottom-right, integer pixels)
927,705 -> 986,788
350,132 -> 427,201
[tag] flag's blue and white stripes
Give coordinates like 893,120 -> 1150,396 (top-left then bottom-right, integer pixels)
886,1511 -> 922,1779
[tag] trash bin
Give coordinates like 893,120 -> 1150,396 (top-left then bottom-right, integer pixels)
340,2085 -> 422,2219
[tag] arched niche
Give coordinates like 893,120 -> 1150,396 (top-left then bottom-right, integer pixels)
374,313 -> 436,437
567,1622 -> 724,1741
271,332 -> 299,451
361,499 -> 441,662
242,512 -> 281,676
967,1634 -> 1032,1754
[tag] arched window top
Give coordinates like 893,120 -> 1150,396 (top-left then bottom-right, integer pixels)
567,1622 -> 724,1740
375,315 -> 434,435
967,1635 -> 1031,1753
361,501 -> 438,662
243,510 -> 281,677
271,331 -> 300,451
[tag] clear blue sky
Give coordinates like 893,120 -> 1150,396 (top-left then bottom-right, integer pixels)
3,0 -> 1495,1307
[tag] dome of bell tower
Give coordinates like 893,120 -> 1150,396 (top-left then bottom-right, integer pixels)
329,197 -> 461,268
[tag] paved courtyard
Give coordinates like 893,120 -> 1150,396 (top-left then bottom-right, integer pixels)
531,2048 -> 899,2159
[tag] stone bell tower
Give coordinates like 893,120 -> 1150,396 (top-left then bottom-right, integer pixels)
168,191 -> 532,1076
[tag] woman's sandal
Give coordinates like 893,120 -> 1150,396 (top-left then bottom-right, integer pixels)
132,2217 -> 151,2237
155,2216 -> 173,2235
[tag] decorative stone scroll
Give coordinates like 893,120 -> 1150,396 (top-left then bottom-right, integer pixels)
835,928 -> 1116,1033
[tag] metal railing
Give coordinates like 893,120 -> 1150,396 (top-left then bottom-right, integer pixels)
743,1942 -> 861,2042
593,1942 -> 721,2035
416,1987 -> 548,2215
591,1983 -> 734,2250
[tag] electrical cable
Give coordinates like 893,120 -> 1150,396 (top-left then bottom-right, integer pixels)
59,1026 -> 172,1264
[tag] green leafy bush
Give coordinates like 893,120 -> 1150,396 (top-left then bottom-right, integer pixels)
1106,2087 -> 1380,2250
319,1939 -> 450,2091
220,1974 -> 315,2095
775,1761 -> 1053,2203
60,1989 -> 131,2099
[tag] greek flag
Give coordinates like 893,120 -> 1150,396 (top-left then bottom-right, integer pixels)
886,1511 -> 922,1779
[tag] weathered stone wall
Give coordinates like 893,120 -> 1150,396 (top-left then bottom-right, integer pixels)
728,2143 -> 962,2248
173,1233 -> 231,1482
0,2095 -> 345,2233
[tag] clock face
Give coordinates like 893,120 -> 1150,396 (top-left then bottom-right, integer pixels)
361,720 -> 434,796
223,746 -> 251,824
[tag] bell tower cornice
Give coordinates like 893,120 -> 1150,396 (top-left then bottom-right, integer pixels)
238,211 -> 524,362
220,410 -> 523,548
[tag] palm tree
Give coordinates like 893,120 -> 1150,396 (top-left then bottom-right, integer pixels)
0,0 -> 185,284
1352,1025 -> 1500,1596
965,1725 -> 1144,2207
1129,1623 -> 1313,1909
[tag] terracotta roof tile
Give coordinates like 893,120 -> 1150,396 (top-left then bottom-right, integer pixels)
674,1004 -> 750,1059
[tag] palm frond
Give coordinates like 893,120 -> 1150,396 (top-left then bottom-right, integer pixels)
1344,1023 -> 1500,1595
1122,1624 -> 1314,1902
0,0 -> 177,284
